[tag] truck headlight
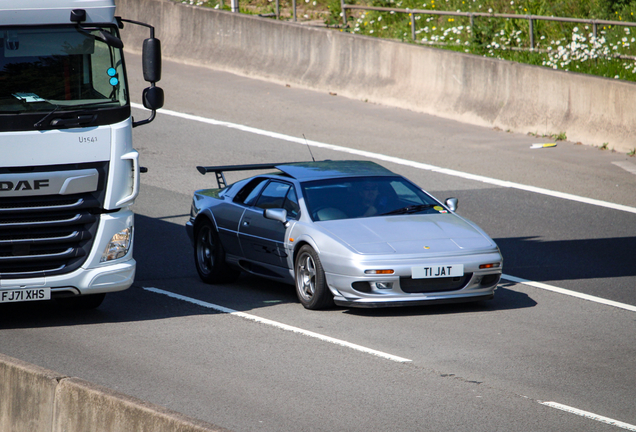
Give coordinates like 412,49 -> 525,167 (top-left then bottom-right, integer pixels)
100,227 -> 132,262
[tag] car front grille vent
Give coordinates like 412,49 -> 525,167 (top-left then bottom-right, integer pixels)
399,273 -> 473,293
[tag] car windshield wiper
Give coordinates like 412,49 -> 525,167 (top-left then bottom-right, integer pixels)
380,204 -> 435,216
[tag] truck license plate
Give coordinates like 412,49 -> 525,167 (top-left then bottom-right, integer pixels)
412,264 -> 464,279
0,288 -> 51,303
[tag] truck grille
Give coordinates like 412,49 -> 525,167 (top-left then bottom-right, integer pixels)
0,163 -> 107,279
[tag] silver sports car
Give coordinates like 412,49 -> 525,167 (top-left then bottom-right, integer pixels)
186,160 -> 502,310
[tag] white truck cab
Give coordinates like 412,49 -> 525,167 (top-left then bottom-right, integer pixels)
0,0 -> 163,308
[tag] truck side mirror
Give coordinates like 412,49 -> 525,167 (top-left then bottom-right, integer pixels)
142,86 -> 164,110
97,30 -> 123,49
142,37 -> 161,83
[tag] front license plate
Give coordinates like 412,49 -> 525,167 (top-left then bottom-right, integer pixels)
0,288 -> 51,303
412,264 -> 464,279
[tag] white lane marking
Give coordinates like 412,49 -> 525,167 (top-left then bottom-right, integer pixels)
143,287 -> 412,363
135,106 -> 636,312
612,161 -> 636,176
145,288 -> 635,429
540,402 -> 636,431
133,103 -> 636,215
501,274 -> 636,313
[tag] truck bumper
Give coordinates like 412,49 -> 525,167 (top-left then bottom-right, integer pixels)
0,210 -> 137,296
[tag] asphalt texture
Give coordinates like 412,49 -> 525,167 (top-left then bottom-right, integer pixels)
1,53 -> 635,432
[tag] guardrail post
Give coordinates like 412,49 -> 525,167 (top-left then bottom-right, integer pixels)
410,10 -> 416,41
529,17 -> 534,49
340,0 -> 347,28
275,0 -> 280,19
341,0 -> 347,27
593,20 -> 598,38
293,0 -> 297,21
231,0 -> 238,12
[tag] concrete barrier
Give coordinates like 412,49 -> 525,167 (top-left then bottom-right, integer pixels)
0,354 -> 61,432
115,0 -> 636,153
0,353 -> 229,432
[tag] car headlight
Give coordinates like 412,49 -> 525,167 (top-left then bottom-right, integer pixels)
100,227 -> 132,262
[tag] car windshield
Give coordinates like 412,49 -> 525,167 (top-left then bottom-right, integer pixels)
301,176 -> 442,221
0,25 -> 127,114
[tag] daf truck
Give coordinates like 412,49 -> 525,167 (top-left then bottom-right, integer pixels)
0,0 -> 164,308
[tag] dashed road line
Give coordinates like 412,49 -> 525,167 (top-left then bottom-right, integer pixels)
612,161 -> 636,176
501,274 -> 636,313
135,105 -> 636,431
145,286 -> 635,430
143,287 -> 412,363
541,402 -> 636,431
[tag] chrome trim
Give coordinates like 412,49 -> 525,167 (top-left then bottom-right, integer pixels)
0,198 -> 84,213
0,231 -> 80,245
0,214 -> 83,228
0,248 -> 74,261
1,265 -> 66,277
0,169 -> 98,198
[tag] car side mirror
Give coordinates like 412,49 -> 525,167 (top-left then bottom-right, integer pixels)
264,208 -> 288,226
445,197 -> 458,212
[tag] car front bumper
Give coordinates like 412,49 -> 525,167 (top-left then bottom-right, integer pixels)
322,250 -> 502,308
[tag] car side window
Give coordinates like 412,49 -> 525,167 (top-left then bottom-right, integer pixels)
255,181 -> 290,210
283,187 -> 300,220
234,178 -> 268,206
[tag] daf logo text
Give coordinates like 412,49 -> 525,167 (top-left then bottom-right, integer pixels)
0,179 -> 49,191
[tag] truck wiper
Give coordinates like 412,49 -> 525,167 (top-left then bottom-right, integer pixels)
49,114 -> 97,128
33,104 -> 61,128
380,204 -> 435,216
75,100 -> 119,108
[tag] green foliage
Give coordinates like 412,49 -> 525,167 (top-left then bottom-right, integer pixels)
324,0 -> 343,26
343,0 -> 636,82
177,0 -> 636,82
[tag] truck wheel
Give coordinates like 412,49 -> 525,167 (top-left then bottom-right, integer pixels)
194,219 -> 240,284
294,245 -> 334,310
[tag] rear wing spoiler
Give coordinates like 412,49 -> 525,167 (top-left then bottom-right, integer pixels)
196,162 -> 305,188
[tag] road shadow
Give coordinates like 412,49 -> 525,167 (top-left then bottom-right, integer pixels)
1,214 -> 540,329
495,236 -> 636,282
341,284 -> 536,318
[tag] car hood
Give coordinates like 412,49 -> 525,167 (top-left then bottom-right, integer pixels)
318,214 -> 496,254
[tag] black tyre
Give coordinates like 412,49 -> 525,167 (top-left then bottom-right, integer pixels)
294,245 -> 333,310
194,219 -> 240,284
56,293 -> 106,309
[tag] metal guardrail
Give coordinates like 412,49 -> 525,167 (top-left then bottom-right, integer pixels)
219,0 -> 636,47
338,3 -> 636,48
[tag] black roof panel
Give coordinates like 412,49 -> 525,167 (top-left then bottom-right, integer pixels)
276,160 -> 395,181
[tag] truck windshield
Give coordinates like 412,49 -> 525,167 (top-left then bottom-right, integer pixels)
0,25 -> 128,127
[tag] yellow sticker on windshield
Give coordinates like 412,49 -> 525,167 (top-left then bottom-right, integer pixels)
434,206 -> 444,211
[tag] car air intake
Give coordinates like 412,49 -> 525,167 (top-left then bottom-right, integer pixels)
399,273 -> 472,293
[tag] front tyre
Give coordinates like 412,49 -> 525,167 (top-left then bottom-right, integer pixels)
294,245 -> 333,310
194,219 -> 240,284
